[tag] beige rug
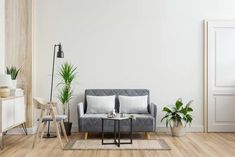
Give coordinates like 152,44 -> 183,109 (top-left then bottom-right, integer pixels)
64,139 -> 171,150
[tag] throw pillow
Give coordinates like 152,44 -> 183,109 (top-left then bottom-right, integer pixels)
86,95 -> 115,114
119,95 -> 148,114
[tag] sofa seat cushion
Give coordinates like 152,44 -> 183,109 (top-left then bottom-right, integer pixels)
80,114 -> 155,132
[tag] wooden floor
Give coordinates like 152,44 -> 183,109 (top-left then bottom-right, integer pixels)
0,133 -> 235,157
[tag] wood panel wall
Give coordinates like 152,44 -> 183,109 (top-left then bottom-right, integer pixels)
5,0 -> 33,127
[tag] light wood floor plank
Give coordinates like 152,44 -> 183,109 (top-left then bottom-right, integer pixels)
0,133 -> 234,157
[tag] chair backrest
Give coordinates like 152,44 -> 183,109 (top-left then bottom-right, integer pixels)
84,89 -> 150,113
34,97 -> 58,109
33,97 -> 49,109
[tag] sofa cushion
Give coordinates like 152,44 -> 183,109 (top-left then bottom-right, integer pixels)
119,95 -> 148,114
86,95 -> 115,114
84,89 -> 150,113
79,114 -> 155,132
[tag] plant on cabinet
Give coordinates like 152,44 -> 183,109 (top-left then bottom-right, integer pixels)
161,99 -> 193,137
6,66 -> 20,89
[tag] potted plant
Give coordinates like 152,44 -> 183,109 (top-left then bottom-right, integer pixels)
161,99 -> 193,137
6,66 -> 20,89
57,62 -> 77,136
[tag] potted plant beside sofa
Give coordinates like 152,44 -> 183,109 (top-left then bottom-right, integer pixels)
161,99 -> 193,136
57,62 -> 77,136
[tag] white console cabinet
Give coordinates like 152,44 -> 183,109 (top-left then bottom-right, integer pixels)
0,96 -> 27,149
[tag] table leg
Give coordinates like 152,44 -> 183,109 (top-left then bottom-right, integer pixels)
130,118 -> 133,144
102,119 -> 104,145
118,121 -> 120,147
114,120 -> 116,144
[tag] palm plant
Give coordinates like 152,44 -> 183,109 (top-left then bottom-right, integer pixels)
57,62 -> 77,123
161,99 -> 193,128
6,66 -> 20,80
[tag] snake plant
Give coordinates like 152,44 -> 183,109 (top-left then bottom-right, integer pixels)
6,66 -> 20,80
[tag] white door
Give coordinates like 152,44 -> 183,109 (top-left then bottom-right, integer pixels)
207,21 -> 235,132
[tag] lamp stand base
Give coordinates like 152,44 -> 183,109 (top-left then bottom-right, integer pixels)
43,133 -> 57,138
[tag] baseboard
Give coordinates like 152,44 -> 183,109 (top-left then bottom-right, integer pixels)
6,124 -> 204,135
157,125 -> 204,133
71,125 -> 204,133
6,126 -> 37,135
71,125 -> 79,133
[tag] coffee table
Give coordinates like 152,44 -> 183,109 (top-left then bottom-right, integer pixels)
101,115 -> 133,147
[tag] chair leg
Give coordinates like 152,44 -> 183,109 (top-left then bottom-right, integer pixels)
145,132 -> 151,140
32,109 -> 45,148
84,132 -> 88,140
51,110 -> 63,148
21,123 -> 28,135
60,120 -> 69,142
40,121 -> 47,140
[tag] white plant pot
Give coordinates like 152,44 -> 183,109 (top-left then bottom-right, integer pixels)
171,123 -> 186,137
11,80 -> 17,89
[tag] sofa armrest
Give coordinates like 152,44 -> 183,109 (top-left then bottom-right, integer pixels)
150,102 -> 157,131
77,102 -> 84,132
77,102 -> 84,117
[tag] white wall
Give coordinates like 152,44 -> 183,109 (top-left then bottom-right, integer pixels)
36,0 -> 235,132
0,0 -> 4,74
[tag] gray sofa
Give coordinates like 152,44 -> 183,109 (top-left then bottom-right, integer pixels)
77,89 -> 157,139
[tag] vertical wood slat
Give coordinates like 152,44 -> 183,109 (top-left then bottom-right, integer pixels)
5,0 -> 33,127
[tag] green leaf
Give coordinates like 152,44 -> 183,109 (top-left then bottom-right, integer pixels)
161,114 -> 169,122
186,100 -> 194,108
5,66 -> 21,80
161,98 -> 194,128
175,99 -> 183,110
57,62 -> 77,86
162,107 -> 172,113
166,119 -> 169,127
57,62 -> 77,123
187,107 -> 193,112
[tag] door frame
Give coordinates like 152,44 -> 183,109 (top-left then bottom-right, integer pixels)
203,20 -> 208,133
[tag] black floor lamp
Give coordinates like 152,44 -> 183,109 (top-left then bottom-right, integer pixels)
44,43 -> 64,138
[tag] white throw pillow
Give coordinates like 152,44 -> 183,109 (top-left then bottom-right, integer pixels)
119,95 -> 149,114
86,95 -> 115,114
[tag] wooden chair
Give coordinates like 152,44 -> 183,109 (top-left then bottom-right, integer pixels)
32,97 -> 69,148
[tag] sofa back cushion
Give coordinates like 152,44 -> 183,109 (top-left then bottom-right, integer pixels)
86,95 -> 115,114
119,95 -> 149,114
84,89 -> 150,113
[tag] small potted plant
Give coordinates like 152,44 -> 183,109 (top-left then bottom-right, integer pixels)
6,66 -> 20,89
57,62 -> 77,136
161,99 -> 193,137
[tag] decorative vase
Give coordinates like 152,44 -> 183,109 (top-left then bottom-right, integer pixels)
0,87 -> 10,98
11,80 -> 17,89
171,123 -> 186,137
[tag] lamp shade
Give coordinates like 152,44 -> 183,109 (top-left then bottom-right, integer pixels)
0,74 -> 13,88
57,44 -> 64,58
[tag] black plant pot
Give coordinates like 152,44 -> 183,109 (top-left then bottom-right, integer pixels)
63,122 -> 72,136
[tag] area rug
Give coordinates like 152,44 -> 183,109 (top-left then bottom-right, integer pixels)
64,139 -> 171,150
